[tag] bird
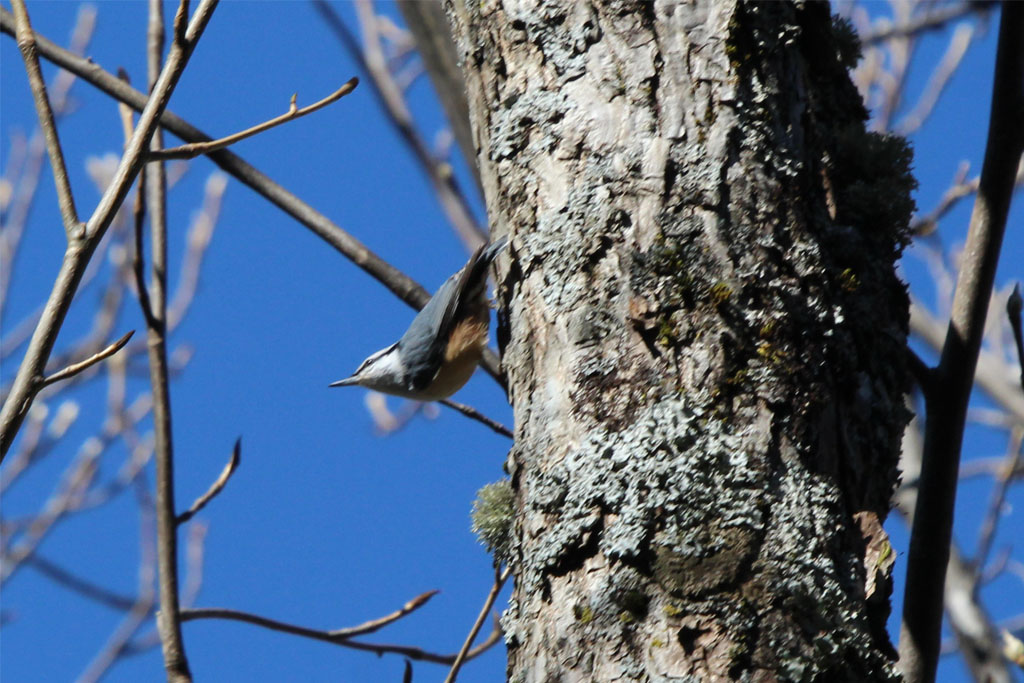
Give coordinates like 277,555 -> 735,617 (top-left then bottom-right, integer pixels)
329,237 -> 508,401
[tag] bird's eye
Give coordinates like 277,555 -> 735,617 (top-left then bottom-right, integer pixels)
355,343 -> 397,375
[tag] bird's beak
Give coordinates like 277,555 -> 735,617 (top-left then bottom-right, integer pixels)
329,375 -> 360,388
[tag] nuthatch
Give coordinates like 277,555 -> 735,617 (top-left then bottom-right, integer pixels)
330,237 -> 507,401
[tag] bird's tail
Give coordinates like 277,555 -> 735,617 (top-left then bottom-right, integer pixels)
482,235 -> 509,263
455,236 -> 508,312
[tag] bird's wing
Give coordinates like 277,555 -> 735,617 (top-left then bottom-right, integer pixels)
400,238 -> 507,392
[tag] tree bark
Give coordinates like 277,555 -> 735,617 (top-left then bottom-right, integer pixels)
447,1 -> 911,680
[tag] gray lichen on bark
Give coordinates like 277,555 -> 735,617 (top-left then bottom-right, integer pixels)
447,0 -> 911,680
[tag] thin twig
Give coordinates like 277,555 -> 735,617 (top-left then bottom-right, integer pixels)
0,9 -> 508,393
1008,284 -> 1023,392
176,438 -> 240,525
181,602 -> 502,664
911,162 -> 979,236
117,68 -> 158,328
444,566 -> 510,683
9,0 -> 81,237
338,589 -> 439,638
133,166 -> 156,326
0,0 -> 220,463
150,78 -> 358,160
440,399 -> 513,439
973,430 -> 1023,578
318,624 -> 503,664
181,589 -> 439,642
40,330 -> 134,388
911,298 -> 1024,425
898,6 -> 1024,682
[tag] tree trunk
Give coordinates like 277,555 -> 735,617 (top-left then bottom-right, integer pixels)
447,1 -> 912,679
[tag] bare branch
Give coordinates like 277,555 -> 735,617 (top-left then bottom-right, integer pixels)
180,589 -> 439,642
0,12 -> 413,303
314,0 -> 486,252
150,78 -> 358,160
115,518 -> 212,661
0,5 -> 95,306
896,23 -> 975,136
861,1 -> 995,46
395,0 -> 481,191
116,67 -> 158,329
0,0 -> 220,463
323,623 -> 503,663
440,399 -> 513,439
0,389 -> 155,592
143,2 -> 193,680
167,173 -> 226,330
9,0 -> 81,237
0,10 -> 507,390
1,213 -> 137,399
899,5 -> 1024,680
176,439 -> 240,525
444,566 -> 510,683
180,600 -> 502,665
40,330 -> 134,389
337,589 -> 440,638
959,455 -> 1024,482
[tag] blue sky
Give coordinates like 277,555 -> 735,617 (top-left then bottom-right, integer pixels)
1,2 -> 1021,682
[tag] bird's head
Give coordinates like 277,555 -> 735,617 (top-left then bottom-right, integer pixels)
329,343 -> 406,394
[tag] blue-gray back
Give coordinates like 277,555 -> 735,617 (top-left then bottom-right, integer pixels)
398,237 -> 507,391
